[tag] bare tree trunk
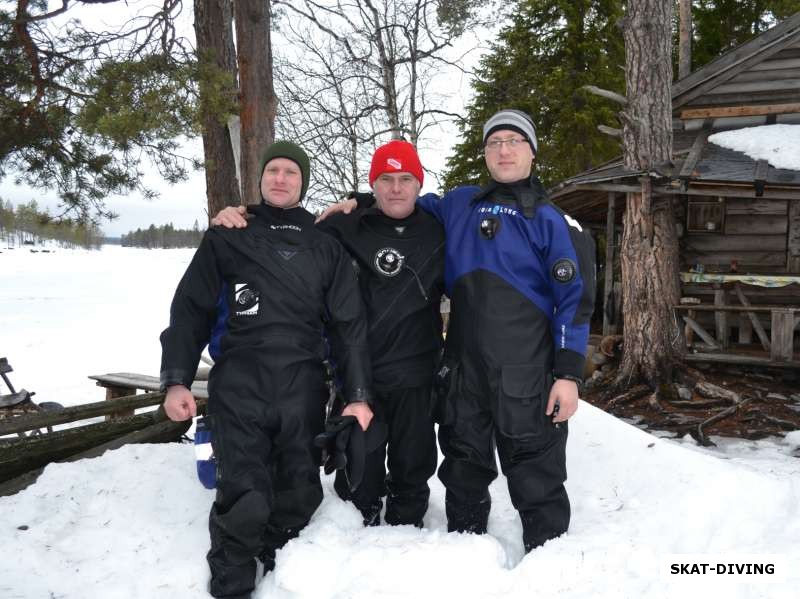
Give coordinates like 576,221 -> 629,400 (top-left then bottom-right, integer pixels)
571,0 -> 591,172
364,0 -> 402,139
617,0 -> 683,387
194,0 -> 241,220
406,0 -> 421,145
678,0 -> 692,80
234,0 -> 277,204
408,48 -> 418,145
347,130 -> 359,192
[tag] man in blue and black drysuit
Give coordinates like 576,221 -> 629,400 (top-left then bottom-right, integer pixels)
420,109 -> 596,551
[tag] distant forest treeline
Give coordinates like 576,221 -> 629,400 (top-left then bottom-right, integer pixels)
0,199 -> 104,249
121,221 -> 205,248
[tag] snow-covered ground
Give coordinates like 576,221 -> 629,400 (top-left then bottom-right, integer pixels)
2,245 -> 799,598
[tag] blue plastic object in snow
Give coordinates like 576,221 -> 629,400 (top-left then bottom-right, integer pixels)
194,417 -> 216,489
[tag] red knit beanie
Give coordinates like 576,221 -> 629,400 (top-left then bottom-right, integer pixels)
368,140 -> 424,186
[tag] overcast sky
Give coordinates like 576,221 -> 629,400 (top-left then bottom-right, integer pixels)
3,1 -> 487,237
0,140 -> 210,237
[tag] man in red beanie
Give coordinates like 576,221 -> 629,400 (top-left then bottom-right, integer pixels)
213,140 -> 445,529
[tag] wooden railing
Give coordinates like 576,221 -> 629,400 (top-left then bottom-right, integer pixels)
1,373 -> 207,496
674,303 -> 799,363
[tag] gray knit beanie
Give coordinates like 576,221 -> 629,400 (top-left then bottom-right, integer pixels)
482,109 -> 538,153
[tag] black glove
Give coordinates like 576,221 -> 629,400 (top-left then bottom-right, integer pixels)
314,415 -> 357,476
314,415 -> 388,492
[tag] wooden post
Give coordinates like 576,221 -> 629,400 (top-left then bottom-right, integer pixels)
679,297 -> 700,348
738,315 -> 753,345
682,315 -> 720,349
101,385 -> 136,421
603,192 -> 617,335
714,285 -> 729,349
733,282 -> 770,351
788,200 -> 800,273
770,309 -> 795,362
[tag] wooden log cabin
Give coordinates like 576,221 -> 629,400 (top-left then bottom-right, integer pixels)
549,12 -> 800,367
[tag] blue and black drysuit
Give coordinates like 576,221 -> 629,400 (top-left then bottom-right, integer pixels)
418,175 -> 596,551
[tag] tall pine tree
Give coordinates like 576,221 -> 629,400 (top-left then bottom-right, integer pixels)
691,0 -> 798,70
443,0 -> 625,189
444,1 -> 797,190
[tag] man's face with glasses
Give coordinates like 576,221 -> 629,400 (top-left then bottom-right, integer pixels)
484,129 -> 535,184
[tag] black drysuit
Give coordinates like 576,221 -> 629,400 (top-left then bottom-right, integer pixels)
320,206 -> 445,526
160,203 -> 371,598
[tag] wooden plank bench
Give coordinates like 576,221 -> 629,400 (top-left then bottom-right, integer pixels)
88,373 -> 209,420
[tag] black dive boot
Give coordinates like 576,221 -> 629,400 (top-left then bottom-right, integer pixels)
445,493 -> 490,534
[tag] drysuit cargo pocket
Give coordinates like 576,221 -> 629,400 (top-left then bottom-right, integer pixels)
495,364 -> 546,439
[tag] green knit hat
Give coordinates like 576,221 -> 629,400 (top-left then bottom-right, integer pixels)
259,141 -> 310,201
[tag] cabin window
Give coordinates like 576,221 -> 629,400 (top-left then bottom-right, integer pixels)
686,197 -> 725,233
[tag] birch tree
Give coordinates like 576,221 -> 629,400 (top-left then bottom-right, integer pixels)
273,0 -> 475,199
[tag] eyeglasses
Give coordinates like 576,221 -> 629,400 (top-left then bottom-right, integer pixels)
484,137 -> 529,152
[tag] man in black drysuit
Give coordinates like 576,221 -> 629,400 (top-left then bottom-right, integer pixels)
160,141 -> 373,599
213,140 -> 445,528
326,141 -> 444,527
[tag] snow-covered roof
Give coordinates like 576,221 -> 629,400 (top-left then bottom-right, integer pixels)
709,124 -> 800,171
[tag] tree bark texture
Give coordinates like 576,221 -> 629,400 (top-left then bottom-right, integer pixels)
234,0 -> 277,204
618,0 -> 683,386
194,0 -> 241,219
621,2 -> 672,173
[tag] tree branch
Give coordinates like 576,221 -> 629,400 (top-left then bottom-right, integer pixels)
583,85 -> 628,106
598,124 -> 622,138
